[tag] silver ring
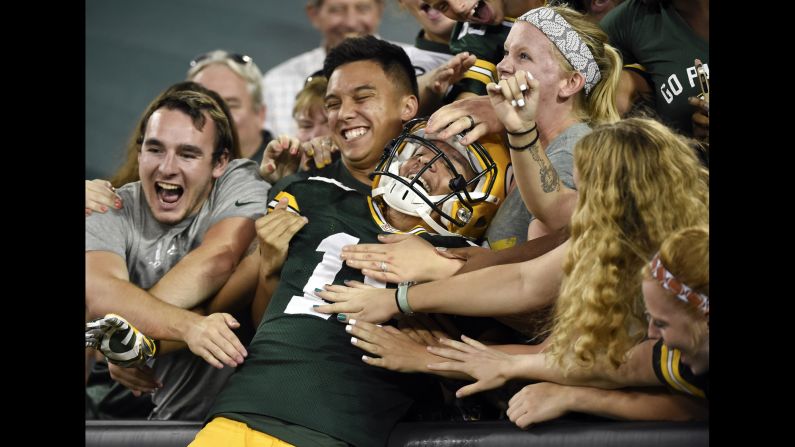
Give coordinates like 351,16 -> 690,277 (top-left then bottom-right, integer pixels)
464,115 -> 476,132
380,261 -> 388,273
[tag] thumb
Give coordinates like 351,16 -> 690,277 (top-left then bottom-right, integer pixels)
377,233 -> 412,244
274,197 -> 289,210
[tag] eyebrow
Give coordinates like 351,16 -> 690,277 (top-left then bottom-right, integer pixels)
325,84 -> 376,102
143,138 -> 205,155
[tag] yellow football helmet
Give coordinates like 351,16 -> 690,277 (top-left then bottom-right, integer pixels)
370,117 -> 510,241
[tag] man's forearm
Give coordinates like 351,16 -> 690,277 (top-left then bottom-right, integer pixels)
86,275 -> 200,342
149,217 -> 255,309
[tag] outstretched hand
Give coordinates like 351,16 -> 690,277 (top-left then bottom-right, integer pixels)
427,51 -> 476,96
340,233 -> 463,283
260,135 -> 302,184
86,314 -> 157,368
314,281 -> 397,324
427,334 -> 516,397
299,135 -> 339,170
344,319 -> 432,373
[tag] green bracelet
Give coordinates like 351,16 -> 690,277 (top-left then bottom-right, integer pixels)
396,281 -> 416,315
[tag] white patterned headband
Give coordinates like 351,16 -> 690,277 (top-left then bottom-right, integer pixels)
649,253 -> 709,316
518,7 -> 601,95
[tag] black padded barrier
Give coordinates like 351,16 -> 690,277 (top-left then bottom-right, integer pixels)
86,419 -> 707,446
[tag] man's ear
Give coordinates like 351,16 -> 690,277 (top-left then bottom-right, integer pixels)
306,3 -> 321,30
257,103 -> 267,129
590,0 -> 614,15
400,94 -> 419,122
212,150 -> 230,178
559,71 -> 585,100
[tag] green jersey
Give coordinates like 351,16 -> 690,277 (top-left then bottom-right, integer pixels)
601,0 -> 709,136
448,19 -> 514,98
208,160 -> 469,446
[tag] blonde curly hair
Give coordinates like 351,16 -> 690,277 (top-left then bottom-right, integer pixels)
546,118 -> 708,372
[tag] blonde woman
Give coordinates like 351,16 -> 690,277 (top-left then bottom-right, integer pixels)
419,226 -> 709,426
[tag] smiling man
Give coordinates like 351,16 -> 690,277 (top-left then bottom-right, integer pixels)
85,83 -> 271,419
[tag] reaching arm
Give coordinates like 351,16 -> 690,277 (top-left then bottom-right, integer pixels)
149,216 -> 255,309
316,241 -> 567,323
411,240 -> 566,316
85,251 -> 247,368
416,52 -> 476,116
427,336 -> 659,397
507,383 -> 707,428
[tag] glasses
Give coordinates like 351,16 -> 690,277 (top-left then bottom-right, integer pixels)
189,52 -> 253,68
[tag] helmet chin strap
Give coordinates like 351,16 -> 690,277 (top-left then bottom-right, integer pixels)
417,207 -> 457,237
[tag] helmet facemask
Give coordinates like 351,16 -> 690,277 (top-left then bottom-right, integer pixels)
370,117 -> 499,238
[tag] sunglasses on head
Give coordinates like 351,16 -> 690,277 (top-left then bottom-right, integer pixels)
189,52 -> 252,68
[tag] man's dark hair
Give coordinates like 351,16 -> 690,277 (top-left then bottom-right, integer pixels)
322,35 -> 418,98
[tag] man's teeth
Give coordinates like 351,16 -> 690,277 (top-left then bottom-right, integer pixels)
408,174 -> 431,193
157,182 -> 180,190
343,128 -> 367,140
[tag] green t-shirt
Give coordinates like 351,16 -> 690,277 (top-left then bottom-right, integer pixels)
448,19 -> 514,98
601,0 -> 709,135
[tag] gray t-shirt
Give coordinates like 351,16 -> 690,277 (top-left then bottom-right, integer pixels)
85,158 -> 271,420
485,123 -> 590,250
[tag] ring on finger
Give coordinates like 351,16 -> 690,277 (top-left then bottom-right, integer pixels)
380,261 -> 388,273
464,115 -> 476,132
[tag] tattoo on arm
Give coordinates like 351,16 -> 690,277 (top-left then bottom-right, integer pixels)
529,146 -> 561,193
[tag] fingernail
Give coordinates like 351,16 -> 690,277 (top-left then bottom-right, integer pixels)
100,205 -> 108,212
435,246 -> 447,252
526,72 -> 534,81
510,99 -> 517,107
314,288 -> 323,292
312,304 -> 320,308
343,279 -> 352,284
519,84 -> 527,91
337,314 -> 347,322
349,319 -> 357,325
362,355 -> 370,361
345,324 -> 352,332
518,99 -> 525,107
350,337 -> 358,345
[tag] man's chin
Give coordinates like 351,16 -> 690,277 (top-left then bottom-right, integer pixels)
149,205 -> 185,225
